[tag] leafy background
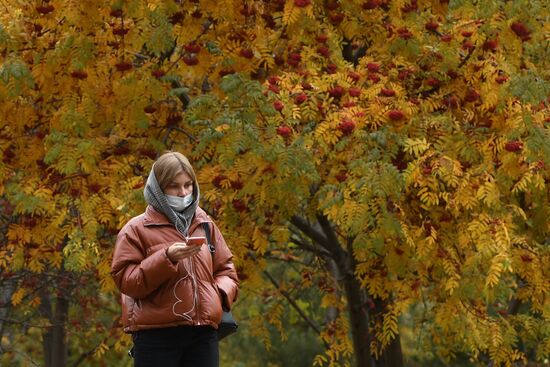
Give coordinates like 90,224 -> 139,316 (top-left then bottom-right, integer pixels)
0,0 -> 548,366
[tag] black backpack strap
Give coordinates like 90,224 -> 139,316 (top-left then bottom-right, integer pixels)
202,222 -> 215,254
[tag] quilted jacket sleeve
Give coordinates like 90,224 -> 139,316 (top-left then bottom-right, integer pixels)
111,223 -> 178,300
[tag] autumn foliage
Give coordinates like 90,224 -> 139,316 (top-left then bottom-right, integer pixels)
0,0 -> 549,366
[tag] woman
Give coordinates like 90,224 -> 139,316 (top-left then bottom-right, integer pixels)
111,151 -> 239,367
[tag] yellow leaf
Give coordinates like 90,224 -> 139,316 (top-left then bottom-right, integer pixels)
11,288 -> 25,306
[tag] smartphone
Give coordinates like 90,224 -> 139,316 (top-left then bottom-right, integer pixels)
186,236 -> 206,247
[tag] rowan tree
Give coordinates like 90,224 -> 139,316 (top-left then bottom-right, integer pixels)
0,0 -> 548,366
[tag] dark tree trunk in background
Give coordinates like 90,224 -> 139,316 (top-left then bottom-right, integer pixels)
0,277 -> 15,352
41,290 -> 69,367
372,297 -> 404,367
291,215 -> 404,367
342,269 -> 374,367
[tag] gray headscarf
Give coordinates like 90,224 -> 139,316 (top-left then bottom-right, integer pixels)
143,165 -> 200,237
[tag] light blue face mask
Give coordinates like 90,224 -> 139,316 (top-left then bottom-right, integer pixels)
166,193 -> 193,212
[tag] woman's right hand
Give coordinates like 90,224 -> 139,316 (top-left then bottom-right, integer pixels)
166,242 -> 202,263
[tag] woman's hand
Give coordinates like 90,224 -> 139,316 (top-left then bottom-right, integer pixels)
166,242 -> 202,263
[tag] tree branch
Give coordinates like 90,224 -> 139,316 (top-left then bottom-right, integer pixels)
262,270 -> 324,337
290,215 -> 329,249
70,340 -> 114,367
289,234 -> 332,258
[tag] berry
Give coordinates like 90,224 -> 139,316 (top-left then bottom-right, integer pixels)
239,48 -> 254,59
289,53 -> 302,62
294,93 -> 308,105
425,78 -> 440,87
380,88 -> 395,97
112,27 -> 129,36
184,43 -> 201,53
317,46 -> 330,57
326,63 -> 337,74
287,53 -> 301,66
510,22 -> 530,41
115,61 -> 132,71
335,170 -> 348,182
397,27 -> 413,40
212,175 -> 227,189
495,75 -> 508,84
482,39 -> 498,51
349,87 -> 361,97
230,180 -> 244,190
388,110 -> 405,121
152,70 -> 165,78
273,100 -> 284,111
425,21 -> 439,32
328,86 -> 344,98
316,34 -> 328,43
362,0 -> 379,10
338,119 -> 356,135
401,1 -> 418,13
183,55 -> 199,65
464,89 -> 480,103
268,76 -> 280,85
342,101 -> 356,108
144,105 -> 157,114
504,140 -> 523,152
170,11 -> 184,24
70,70 -> 88,79
329,12 -> 344,24
36,5 -> 54,14
232,199 -> 248,212
367,62 -> 380,72
294,0 -> 311,7
348,72 -> 361,82
446,69 -> 459,79
276,125 -> 292,137
520,254 -> 532,262
367,73 -> 380,83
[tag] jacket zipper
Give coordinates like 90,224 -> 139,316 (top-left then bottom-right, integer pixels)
186,224 -> 202,326
174,225 -> 201,326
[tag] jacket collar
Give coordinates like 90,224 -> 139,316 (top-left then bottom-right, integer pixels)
143,205 -> 211,233
143,205 -> 171,226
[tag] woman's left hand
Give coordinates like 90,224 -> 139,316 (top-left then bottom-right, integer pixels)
166,242 -> 201,263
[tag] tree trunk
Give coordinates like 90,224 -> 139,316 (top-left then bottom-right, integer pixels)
323,259 -> 340,324
342,270 -> 374,367
374,334 -> 404,367
40,289 -> 53,367
291,215 -> 404,367
371,297 -> 404,367
51,296 -> 69,367
41,291 -> 69,367
0,277 -> 15,352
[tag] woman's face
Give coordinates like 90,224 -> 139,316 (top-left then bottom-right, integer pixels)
164,171 -> 193,197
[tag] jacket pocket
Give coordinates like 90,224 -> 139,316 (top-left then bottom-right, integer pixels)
171,275 -> 196,320
122,294 -> 136,326
199,279 -> 223,324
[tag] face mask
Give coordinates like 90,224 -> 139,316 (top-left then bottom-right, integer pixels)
166,193 -> 193,212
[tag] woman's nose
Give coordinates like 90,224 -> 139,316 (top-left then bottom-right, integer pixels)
179,186 -> 192,196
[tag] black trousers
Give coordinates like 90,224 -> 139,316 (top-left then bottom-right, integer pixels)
132,326 -> 219,367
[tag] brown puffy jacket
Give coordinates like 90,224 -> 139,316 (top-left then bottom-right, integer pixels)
111,205 -> 239,333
